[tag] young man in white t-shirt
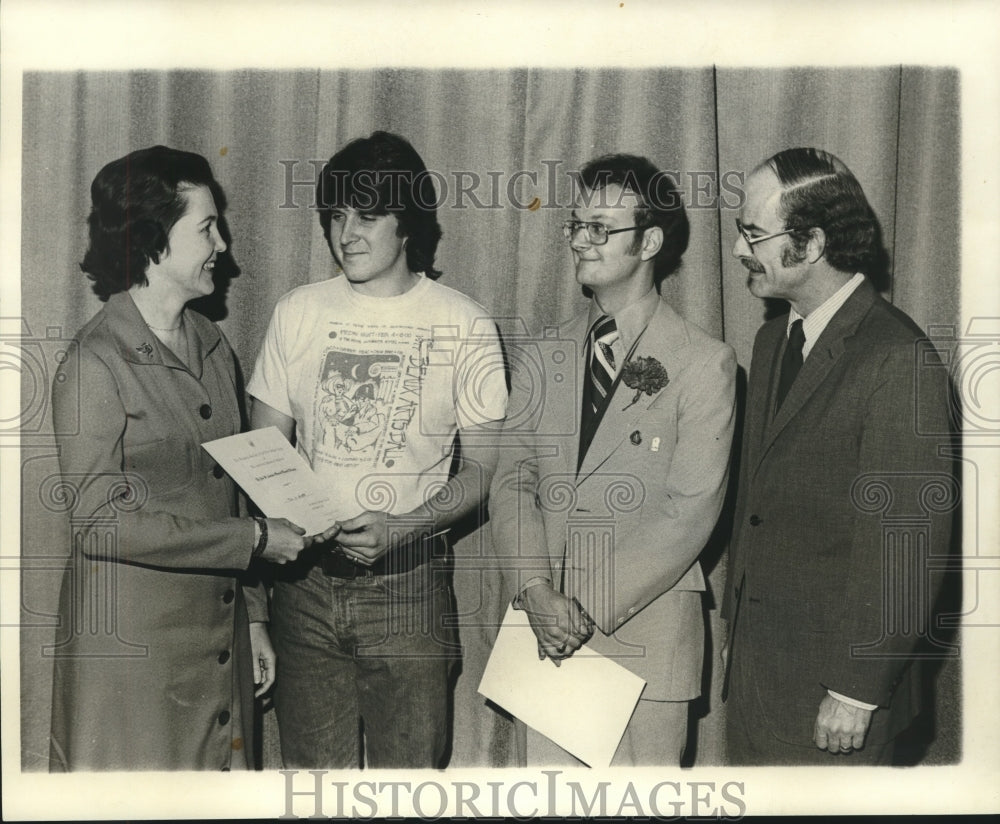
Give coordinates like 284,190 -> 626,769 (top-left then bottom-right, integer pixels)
248,131 -> 507,768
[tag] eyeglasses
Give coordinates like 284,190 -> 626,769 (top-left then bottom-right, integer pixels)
562,220 -> 644,246
735,218 -> 797,248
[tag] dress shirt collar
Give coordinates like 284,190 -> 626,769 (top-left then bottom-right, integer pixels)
586,287 -> 661,358
788,272 -> 865,360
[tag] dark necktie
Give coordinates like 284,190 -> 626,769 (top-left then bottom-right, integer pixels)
578,315 -> 619,469
775,318 -> 805,411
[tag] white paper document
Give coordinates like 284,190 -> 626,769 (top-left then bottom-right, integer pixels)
202,426 -> 337,536
478,604 -> 646,767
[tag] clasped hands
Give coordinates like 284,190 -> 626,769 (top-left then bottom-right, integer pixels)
518,581 -> 594,666
310,510 -> 406,566
259,510 -> 406,565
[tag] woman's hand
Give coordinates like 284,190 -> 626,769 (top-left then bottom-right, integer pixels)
248,621 -> 276,698
260,518 -> 307,564
306,522 -> 342,548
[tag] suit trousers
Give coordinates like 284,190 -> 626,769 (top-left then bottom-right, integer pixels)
526,697 -> 689,767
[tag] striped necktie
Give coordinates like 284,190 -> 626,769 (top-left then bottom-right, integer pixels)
588,315 -> 620,415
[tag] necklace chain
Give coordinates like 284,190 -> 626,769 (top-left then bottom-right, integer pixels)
147,317 -> 184,333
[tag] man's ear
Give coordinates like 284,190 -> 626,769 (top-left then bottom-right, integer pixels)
805,227 -> 826,264
640,225 -> 663,261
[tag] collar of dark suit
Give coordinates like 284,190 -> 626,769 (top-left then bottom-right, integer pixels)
799,275 -> 878,360
763,276 -> 878,358
757,277 -> 880,449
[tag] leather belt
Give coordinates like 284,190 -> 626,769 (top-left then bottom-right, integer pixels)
319,534 -> 446,579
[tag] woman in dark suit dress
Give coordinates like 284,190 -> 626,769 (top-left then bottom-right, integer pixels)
49,146 -> 308,771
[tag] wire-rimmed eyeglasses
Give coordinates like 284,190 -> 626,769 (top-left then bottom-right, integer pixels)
735,218 -> 798,248
562,220 -> 644,246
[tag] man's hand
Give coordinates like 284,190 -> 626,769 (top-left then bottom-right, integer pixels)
248,621 -> 276,698
260,518 -> 307,564
519,582 -> 593,665
813,694 -> 873,753
336,510 -> 392,565
306,522 -> 341,548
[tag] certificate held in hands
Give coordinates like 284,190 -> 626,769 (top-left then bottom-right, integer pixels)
202,426 -> 337,535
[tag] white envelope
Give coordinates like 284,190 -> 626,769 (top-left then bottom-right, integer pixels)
478,604 -> 646,767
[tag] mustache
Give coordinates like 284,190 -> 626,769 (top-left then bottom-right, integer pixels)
740,256 -> 765,274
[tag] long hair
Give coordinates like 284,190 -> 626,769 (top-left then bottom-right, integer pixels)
316,131 -> 443,279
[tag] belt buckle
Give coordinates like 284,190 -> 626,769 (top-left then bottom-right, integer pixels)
328,546 -> 378,579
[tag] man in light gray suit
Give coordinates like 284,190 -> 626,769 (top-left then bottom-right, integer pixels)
490,153 -> 737,766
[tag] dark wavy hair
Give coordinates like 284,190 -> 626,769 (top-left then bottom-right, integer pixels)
764,147 -> 879,275
81,146 -> 224,301
316,131 -> 443,279
578,153 -> 690,288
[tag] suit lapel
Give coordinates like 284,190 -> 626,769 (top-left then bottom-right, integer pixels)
577,300 -> 688,482
755,279 -> 878,470
559,313 -> 589,481
748,322 -> 784,471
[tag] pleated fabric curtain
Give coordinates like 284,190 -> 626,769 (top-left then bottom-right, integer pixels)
19,67 -> 959,769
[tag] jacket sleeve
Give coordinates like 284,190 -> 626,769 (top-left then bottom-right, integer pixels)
488,348 -> 555,604
52,345 -> 256,571
819,340 -> 954,706
571,342 -> 738,635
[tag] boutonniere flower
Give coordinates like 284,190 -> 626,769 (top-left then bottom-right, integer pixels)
621,356 -> 669,410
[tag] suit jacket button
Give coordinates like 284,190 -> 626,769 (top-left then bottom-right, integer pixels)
222,589 -> 235,604
200,403 -> 213,419
749,514 -> 762,526
218,650 -> 230,665
218,710 -> 231,726
630,430 -> 642,445
213,464 -> 225,479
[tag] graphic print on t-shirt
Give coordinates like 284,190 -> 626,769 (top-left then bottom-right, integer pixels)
312,323 -> 427,471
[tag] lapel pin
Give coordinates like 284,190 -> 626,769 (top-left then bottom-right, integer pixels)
135,342 -> 153,358
651,436 -> 661,453
630,430 -> 642,445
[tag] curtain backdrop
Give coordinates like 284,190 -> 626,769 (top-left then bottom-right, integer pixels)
19,68 -> 961,770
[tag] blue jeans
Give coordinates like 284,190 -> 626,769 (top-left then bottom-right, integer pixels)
271,560 -> 459,769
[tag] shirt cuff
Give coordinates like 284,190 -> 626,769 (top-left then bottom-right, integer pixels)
827,690 -> 878,712
512,576 -> 551,609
